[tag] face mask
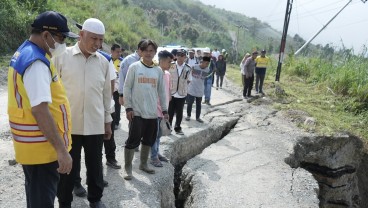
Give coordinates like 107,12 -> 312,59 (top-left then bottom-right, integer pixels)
45,35 -> 66,57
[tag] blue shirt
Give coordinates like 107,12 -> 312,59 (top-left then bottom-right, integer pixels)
118,52 -> 140,94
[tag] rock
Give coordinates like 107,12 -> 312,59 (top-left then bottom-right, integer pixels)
286,135 -> 364,207
304,117 -> 316,126
8,159 -> 17,166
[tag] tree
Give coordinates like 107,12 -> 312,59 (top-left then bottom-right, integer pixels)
156,11 -> 168,27
181,26 -> 199,46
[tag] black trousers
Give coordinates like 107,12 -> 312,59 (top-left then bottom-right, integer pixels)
168,96 -> 186,131
255,74 -> 265,93
125,116 -> 158,149
22,161 -> 59,208
112,91 -> 121,125
58,134 -> 104,206
186,94 -> 202,119
243,75 -> 254,97
104,112 -> 117,161
216,75 -> 224,88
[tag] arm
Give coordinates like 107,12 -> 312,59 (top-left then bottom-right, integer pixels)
103,62 -> 112,140
109,60 -> 117,96
157,70 -> 168,120
244,58 -> 251,78
32,103 -> 72,174
123,64 -> 135,121
118,58 -> 128,94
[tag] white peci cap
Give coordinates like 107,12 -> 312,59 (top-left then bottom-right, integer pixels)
82,18 -> 105,35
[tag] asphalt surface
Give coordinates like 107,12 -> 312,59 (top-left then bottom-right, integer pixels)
0,79 -> 319,208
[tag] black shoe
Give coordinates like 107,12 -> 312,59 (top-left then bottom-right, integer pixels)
106,160 -> 121,169
103,180 -> 108,187
89,201 -> 106,208
196,118 -> 204,123
73,184 -> 87,197
175,129 -> 184,135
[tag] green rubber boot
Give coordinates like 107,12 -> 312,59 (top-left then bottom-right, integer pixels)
124,148 -> 135,180
139,145 -> 155,174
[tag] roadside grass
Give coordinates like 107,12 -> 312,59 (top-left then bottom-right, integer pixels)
226,64 -> 368,141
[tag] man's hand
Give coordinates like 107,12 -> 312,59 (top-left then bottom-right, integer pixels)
126,111 -> 134,122
163,113 -> 169,121
56,151 -> 72,174
119,96 -> 124,106
104,122 -> 112,140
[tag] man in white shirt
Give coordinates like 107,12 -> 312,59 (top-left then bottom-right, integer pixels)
54,18 -> 112,208
186,48 -> 199,67
168,49 -> 191,135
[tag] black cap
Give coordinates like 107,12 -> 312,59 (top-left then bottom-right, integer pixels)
171,49 -> 178,56
261,49 -> 266,53
31,11 -> 79,38
177,49 -> 187,55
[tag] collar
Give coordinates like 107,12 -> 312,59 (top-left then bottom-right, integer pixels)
176,61 -> 185,68
72,42 -> 97,57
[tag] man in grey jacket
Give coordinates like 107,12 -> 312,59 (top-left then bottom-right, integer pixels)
243,51 -> 258,99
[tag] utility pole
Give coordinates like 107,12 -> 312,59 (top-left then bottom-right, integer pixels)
275,0 -> 293,82
294,0 -> 352,55
295,0 -> 367,55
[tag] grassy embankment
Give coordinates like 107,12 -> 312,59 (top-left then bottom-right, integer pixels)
226,54 -> 368,141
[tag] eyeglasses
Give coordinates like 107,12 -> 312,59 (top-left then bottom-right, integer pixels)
49,31 -> 66,41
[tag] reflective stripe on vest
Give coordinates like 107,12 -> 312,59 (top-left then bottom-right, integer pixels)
13,72 -> 22,108
60,104 -> 69,147
9,121 -> 40,132
12,132 -> 47,143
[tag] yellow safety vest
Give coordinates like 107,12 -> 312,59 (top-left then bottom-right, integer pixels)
255,56 -> 270,68
7,40 -> 72,165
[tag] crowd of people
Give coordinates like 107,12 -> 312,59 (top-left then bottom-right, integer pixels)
7,11 -> 230,208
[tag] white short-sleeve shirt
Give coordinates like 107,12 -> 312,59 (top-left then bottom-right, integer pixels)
23,60 -> 52,107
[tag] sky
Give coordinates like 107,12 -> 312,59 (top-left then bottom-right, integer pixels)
199,0 -> 368,53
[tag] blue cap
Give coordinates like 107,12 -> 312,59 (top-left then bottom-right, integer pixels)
31,11 -> 79,38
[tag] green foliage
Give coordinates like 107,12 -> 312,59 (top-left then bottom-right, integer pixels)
283,47 -> 368,114
0,0 -> 39,54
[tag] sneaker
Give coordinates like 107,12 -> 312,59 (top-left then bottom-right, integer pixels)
216,87 -> 218,90
103,180 -> 108,187
158,154 -> 169,162
73,184 -> 87,197
196,118 -> 204,123
185,116 -> 190,121
150,159 -> 163,167
175,129 -> 184,135
206,102 -> 211,105
243,96 -> 247,99
106,160 -> 121,169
